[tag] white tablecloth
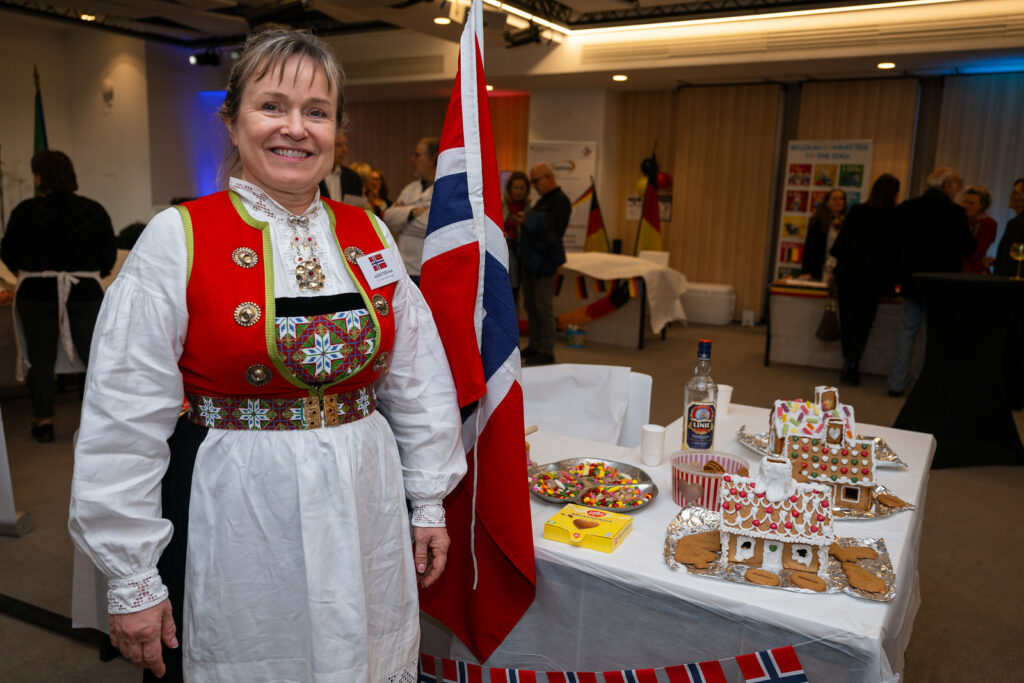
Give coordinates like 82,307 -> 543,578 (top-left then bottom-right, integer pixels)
422,403 -> 933,682
561,253 -> 687,334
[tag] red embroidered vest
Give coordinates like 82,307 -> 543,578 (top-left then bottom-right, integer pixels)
176,191 -> 396,398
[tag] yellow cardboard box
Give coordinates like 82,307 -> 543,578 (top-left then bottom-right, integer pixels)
543,504 -> 633,553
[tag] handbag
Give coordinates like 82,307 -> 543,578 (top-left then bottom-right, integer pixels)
815,296 -> 841,341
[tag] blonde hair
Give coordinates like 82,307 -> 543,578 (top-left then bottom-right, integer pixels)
963,184 -> 992,212
219,28 -> 344,129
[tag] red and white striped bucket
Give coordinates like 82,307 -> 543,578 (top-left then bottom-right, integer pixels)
671,451 -> 748,510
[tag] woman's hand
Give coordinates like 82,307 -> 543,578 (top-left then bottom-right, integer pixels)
413,526 -> 450,588
109,599 -> 177,677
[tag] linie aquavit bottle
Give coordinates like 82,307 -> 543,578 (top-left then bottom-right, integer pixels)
682,339 -> 717,451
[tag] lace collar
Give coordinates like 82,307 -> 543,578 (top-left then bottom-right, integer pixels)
228,178 -> 322,223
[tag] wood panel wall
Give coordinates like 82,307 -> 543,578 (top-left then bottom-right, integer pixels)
797,79 -> 919,199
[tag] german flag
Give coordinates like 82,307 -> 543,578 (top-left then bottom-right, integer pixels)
573,180 -> 611,253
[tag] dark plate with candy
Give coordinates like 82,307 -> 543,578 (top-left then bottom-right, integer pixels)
527,458 -> 658,512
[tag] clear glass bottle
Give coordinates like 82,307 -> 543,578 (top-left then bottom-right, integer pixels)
682,339 -> 717,451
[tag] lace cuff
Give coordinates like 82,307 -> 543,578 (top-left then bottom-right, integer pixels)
107,568 -> 169,614
411,500 -> 446,528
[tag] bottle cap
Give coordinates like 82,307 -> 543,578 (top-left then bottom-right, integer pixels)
697,339 -> 711,358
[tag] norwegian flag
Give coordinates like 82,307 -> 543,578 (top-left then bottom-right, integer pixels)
417,0 -> 536,663
735,646 -> 809,682
663,661 -> 727,683
369,252 -> 386,271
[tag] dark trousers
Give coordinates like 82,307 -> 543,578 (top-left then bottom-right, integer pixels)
17,296 -> 102,419
522,273 -> 555,355
837,286 -> 880,363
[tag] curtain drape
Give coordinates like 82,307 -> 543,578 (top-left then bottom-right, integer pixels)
934,73 -> 1024,247
797,79 -> 919,198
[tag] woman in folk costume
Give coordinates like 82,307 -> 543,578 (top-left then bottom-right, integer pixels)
69,29 -> 465,683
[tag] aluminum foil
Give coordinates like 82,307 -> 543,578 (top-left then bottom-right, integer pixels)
736,426 -> 908,468
664,506 -> 895,602
832,483 -> 915,519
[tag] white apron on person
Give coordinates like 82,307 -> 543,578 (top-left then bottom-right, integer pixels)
12,270 -> 102,381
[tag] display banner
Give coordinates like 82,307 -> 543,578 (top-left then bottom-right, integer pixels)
773,140 -> 873,280
527,140 -> 597,252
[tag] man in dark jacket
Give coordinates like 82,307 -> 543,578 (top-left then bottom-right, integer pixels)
519,163 -> 570,366
992,177 -> 1024,276
888,167 -> 975,396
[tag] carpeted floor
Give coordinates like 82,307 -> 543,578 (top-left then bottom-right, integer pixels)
0,322 -> 1020,682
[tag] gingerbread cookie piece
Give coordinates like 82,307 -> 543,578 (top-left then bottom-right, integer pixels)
841,561 -> 887,593
876,493 -> 909,509
674,531 -> 721,569
702,460 -> 725,474
744,568 -> 781,586
829,543 -> 878,563
789,571 -> 827,592
737,466 -> 749,477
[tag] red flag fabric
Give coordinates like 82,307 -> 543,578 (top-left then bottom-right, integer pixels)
417,0 -> 536,663
735,646 -> 808,682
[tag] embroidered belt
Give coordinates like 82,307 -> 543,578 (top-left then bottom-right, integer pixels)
185,387 -> 376,431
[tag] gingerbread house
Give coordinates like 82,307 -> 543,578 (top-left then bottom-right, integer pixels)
719,454 -> 834,577
768,386 -> 877,513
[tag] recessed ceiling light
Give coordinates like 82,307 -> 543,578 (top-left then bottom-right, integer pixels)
877,62 -> 896,69
486,84 -> 494,91
80,13 -> 96,21
612,74 -> 628,82
434,17 -> 452,25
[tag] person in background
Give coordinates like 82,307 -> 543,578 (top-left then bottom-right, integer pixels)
519,163 -> 570,367
0,150 -> 116,443
829,174 -> 901,386
799,188 -> 847,282
68,29 -> 464,682
961,184 -> 997,274
992,177 -> 1024,276
366,167 -> 391,218
887,166 -> 975,397
502,171 -> 530,305
384,137 -> 438,283
319,129 -> 364,204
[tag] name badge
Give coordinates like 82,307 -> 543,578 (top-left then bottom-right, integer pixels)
356,249 -> 402,288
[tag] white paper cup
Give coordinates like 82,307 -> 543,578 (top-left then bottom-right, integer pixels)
640,424 -> 666,467
717,384 -> 733,416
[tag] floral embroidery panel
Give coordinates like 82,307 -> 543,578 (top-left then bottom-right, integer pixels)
275,309 -> 376,385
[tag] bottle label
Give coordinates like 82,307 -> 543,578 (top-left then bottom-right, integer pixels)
684,402 -> 716,450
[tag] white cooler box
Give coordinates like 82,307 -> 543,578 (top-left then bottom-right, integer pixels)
681,282 -> 735,325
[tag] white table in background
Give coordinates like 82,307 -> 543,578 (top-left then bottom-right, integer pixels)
421,403 -> 933,682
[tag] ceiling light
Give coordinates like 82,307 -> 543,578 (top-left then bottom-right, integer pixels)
80,13 -> 96,21
612,74 -> 628,82
434,17 -> 451,25
188,51 -> 221,67
486,84 -> 494,91
877,62 -> 896,70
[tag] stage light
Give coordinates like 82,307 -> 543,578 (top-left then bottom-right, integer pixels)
877,62 -> 896,69
80,13 -> 96,22
504,24 -> 540,48
188,51 -> 221,67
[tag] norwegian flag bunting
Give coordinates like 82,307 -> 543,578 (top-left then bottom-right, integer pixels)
735,646 -> 809,682
418,655 -> 738,683
416,0 -> 536,663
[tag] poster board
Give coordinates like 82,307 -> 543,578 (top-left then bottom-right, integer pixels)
527,140 -> 597,252
773,139 -> 873,280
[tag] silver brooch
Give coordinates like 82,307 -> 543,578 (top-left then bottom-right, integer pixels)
371,294 -> 390,316
232,247 -> 259,269
234,302 -> 261,327
372,351 -> 390,373
344,246 -> 365,265
286,215 -> 309,228
245,364 -> 272,386
295,261 -> 325,290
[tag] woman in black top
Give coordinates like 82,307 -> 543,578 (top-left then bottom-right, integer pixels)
829,174 -> 901,385
800,188 -> 847,281
1,151 -> 116,442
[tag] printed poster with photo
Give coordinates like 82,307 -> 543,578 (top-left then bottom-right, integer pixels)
527,140 -> 598,252
773,139 -> 873,281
